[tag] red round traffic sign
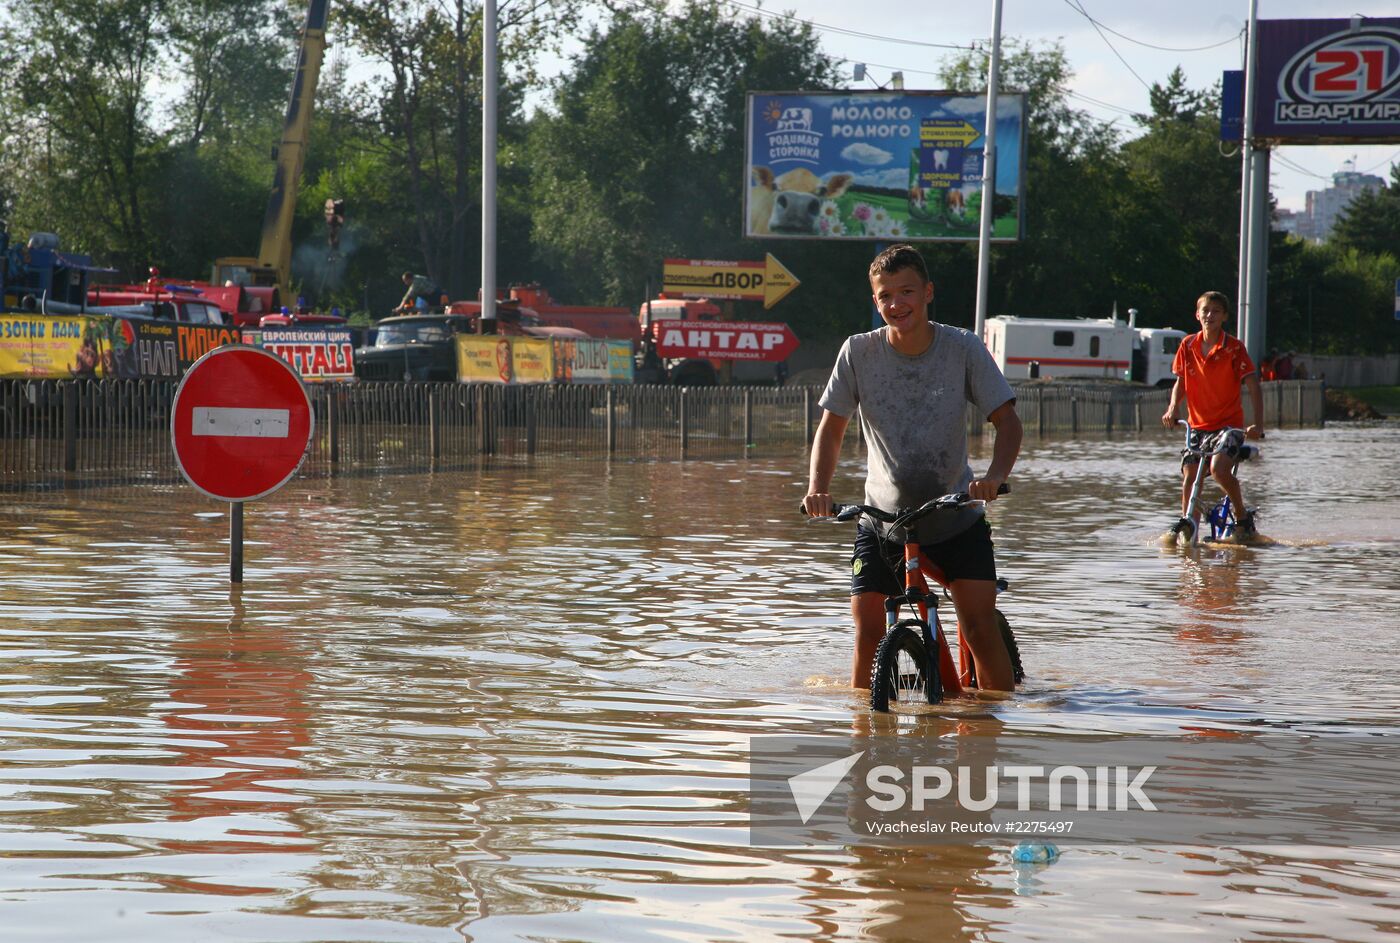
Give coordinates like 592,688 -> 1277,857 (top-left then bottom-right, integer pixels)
171,345 -> 314,502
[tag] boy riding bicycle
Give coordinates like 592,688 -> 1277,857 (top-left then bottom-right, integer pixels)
1160,291 -> 1264,538
803,244 -> 1023,692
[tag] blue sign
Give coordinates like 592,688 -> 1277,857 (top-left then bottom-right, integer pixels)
1255,18 -> 1400,143
745,91 -> 1026,242
1394,277 -> 1400,319
1221,70 -> 1243,142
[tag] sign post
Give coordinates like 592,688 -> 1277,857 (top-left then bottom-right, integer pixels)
171,345 -> 314,583
662,255 -> 800,309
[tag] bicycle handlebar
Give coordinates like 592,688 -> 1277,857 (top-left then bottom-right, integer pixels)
1177,419 -> 1265,442
800,483 -> 1009,527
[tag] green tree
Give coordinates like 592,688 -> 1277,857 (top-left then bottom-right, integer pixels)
2,0 -> 292,278
1117,69 -> 1240,326
7,0 -> 168,268
935,40 -> 1129,327
526,0 -> 844,317
337,0 -> 575,300
1330,164 -> 1400,258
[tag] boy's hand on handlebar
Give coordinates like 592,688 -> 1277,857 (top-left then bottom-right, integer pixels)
968,477 -> 1005,502
1160,410 -> 1178,429
1245,424 -> 1264,440
802,492 -> 834,517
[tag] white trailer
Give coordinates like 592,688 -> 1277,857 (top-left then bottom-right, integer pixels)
1132,327 -> 1187,387
983,315 -> 1134,381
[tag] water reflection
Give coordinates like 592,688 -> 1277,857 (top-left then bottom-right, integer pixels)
0,424 -> 1395,941
158,590 -> 315,893
1173,546 -> 1249,653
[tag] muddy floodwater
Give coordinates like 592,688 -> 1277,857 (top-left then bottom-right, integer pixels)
1,423 -> 1397,942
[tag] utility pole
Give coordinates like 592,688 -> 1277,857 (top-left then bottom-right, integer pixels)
1236,0 -> 1260,357
973,0 -> 1004,344
481,0 -> 498,329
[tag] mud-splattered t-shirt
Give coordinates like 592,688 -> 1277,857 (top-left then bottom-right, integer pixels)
819,322 -> 1014,543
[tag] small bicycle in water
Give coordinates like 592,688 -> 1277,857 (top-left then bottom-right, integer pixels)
1168,421 -> 1262,546
803,486 -> 1024,712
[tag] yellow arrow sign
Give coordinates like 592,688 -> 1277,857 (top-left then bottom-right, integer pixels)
662,254 -> 800,310
919,120 -> 981,147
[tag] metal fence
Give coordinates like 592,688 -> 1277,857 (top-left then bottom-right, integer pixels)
0,378 -> 1325,490
1006,379 -> 1324,434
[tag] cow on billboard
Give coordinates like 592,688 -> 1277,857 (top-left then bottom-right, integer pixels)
744,91 -> 1025,242
748,166 -> 855,235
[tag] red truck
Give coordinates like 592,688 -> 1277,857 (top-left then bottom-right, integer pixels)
89,271 -> 347,329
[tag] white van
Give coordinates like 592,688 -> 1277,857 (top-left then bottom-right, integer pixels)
983,315 -> 1134,381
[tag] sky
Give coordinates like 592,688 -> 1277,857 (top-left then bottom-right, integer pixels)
727,0 -> 1400,211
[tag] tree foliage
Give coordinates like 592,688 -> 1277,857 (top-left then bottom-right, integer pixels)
0,5 -> 1393,354
2,0 -> 292,276
525,0 -> 843,309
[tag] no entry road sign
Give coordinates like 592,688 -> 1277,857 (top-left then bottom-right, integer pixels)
171,345 -> 314,502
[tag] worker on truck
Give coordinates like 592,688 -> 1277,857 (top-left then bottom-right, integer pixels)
396,272 -> 443,313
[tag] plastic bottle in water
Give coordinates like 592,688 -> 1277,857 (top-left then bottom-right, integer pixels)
1010,841 -> 1060,863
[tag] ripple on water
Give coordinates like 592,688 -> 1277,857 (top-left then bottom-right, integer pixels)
0,431 -> 1395,941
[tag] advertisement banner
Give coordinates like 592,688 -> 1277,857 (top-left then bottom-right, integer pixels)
127,320 -> 177,378
0,315 -> 92,378
456,335 -> 513,383
0,315 -> 150,379
607,340 -> 635,384
0,316 -> 263,380
1255,18 -> 1400,142
177,324 -> 242,366
652,320 -> 800,362
745,91 -> 1025,242
511,337 -> 553,384
247,328 -> 355,382
552,337 -> 612,384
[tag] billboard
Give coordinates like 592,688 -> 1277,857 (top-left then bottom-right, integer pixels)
744,91 -> 1025,242
1255,18 -> 1400,142
457,335 -> 513,383
0,315 -> 241,380
244,327 -> 356,382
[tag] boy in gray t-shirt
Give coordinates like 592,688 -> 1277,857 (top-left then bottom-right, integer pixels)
803,244 -> 1022,692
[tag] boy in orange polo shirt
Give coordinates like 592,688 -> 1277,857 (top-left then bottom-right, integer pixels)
1160,291 -> 1264,539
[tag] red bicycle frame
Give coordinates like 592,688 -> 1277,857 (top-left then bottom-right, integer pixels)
897,537 -> 971,696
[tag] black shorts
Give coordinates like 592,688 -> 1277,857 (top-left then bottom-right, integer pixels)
1181,427 -> 1245,468
850,517 -> 997,596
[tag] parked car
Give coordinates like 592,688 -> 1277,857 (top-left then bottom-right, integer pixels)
353,314 -> 476,382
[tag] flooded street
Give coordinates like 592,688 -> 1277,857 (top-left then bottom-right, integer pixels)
1,422 -> 1397,942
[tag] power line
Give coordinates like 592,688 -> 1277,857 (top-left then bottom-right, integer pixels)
1272,153 -> 1329,180
1063,0 -> 1153,92
715,0 -> 977,52
1058,0 -> 1241,52
1359,148 -> 1400,174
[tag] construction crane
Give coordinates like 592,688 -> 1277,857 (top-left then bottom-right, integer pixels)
212,0 -> 330,305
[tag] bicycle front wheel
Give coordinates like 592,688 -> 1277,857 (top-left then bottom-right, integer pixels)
870,622 -> 942,712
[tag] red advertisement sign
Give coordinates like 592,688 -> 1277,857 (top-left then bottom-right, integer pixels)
651,320 -> 799,362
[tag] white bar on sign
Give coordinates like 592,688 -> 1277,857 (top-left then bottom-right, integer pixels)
192,406 -> 291,438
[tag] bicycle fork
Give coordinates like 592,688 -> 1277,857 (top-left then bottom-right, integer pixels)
1175,457 -> 1212,545
894,552 -> 965,697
